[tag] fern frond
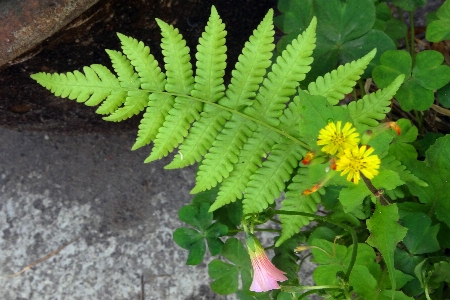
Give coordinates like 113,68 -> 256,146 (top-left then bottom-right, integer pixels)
191,116 -> 257,193
104,90 -> 149,121
382,154 -> 428,187
31,64 -> 122,107
156,19 -> 194,94
116,33 -> 166,91
219,9 -> 275,110
144,20 -> 199,162
243,140 -> 306,213
165,105 -> 231,169
347,75 -> 404,128
145,97 -> 201,162
276,168 -> 322,247
244,17 -> 317,127
210,127 -> 278,211
132,93 -> 175,150
176,10 -> 274,183
191,6 -> 227,102
307,49 -> 376,105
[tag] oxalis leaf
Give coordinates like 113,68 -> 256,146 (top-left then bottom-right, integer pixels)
276,0 -> 395,83
173,201 -> 228,265
426,0 -> 450,42
373,49 -> 450,111
366,203 -> 408,293
208,238 -> 252,295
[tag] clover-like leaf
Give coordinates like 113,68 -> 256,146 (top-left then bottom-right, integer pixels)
366,203 -> 408,292
174,202 -> 228,265
276,0 -> 395,84
208,238 -> 252,295
426,0 -> 450,42
373,50 -> 450,111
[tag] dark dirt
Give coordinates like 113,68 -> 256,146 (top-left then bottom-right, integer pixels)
0,0 -> 277,133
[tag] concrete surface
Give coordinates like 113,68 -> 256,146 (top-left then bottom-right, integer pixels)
0,128 -> 316,300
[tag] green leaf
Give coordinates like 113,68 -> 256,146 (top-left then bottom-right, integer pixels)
413,50 -> 450,90
208,259 -> 239,294
372,50 -> 411,88
394,248 -> 426,296
366,203 -> 408,292
373,50 -> 450,111
205,222 -> 228,255
437,81 -> 450,109
173,228 -> 206,265
401,212 -> 440,255
349,265 -> 378,300
274,0 -> 313,34
310,239 -> 348,265
209,238 -> 252,294
406,135 -> 450,228
176,201 -> 227,264
426,0 -> 450,42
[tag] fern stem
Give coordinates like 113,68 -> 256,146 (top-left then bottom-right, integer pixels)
271,209 -> 358,282
146,90 -> 311,149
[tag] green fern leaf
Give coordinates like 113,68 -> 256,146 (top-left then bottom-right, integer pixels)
145,19 -> 198,162
145,97 -> 201,162
244,17 -> 317,127
95,49 -> 141,115
132,93 -> 176,150
30,64 -> 122,106
210,128 -> 278,211
382,154 -> 428,187
348,75 -> 404,128
307,49 -> 376,105
191,6 -> 227,102
276,168 -> 322,247
104,90 -> 150,122
219,9 -> 275,110
182,9 -> 278,187
243,140 -> 306,214
165,6 -> 228,168
165,105 -> 231,169
191,116 -> 257,194
116,33 -> 166,91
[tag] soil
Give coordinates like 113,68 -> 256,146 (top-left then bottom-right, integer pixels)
0,0 -> 277,133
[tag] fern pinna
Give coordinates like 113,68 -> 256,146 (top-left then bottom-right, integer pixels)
31,6 -> 405,245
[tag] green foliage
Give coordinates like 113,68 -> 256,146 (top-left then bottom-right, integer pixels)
426,0 -> 450,42
367,203 -> 408,292
173,199 -> 228,265
30,3 -> 450,300
373,50 -> 450,111
208,238 -> 252,295
275,0 -> 396,83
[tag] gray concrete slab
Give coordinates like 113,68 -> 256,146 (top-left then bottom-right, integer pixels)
0,128 -> 317,300
0,128 -> 224,299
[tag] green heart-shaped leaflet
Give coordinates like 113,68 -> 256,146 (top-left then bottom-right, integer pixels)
373,50 -> 450,111
275,0 -> 395,84
173,202 -> 228,265
426,0 -> 450,42
208,238 -> 252,295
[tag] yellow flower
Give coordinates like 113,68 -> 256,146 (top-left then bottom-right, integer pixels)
336,145 -> 381,184
317,121 -> 360,155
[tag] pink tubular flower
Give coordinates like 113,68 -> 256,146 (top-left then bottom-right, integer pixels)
246,234 -> 288,292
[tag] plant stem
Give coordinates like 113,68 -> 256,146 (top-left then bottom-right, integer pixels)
358,80 -> 365,98
396,7 -> 410,53
272,209 -> 358,281
409,11 -> 416,67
